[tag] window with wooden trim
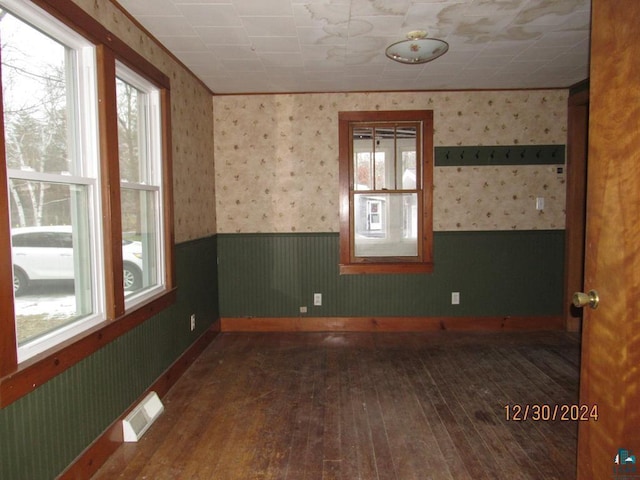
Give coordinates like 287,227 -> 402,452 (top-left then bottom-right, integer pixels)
339,110 -> 434,274
0,0 -> 174,390
116,64 -> 166,309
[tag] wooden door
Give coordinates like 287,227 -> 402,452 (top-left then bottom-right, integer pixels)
577,0 -> 640,478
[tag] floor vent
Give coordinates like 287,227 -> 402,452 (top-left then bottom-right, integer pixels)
122,391 -> 164,442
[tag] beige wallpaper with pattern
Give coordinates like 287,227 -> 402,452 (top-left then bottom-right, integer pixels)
213,90 -> 568,233
72,0 -> 217,243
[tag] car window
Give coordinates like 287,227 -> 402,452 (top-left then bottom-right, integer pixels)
12,233 -> 49,248
57,233 -> 73,248
11,234 -> 27,247
12,232 -> 73,248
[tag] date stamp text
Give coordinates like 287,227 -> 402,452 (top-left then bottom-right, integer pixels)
504,404 -> 599,421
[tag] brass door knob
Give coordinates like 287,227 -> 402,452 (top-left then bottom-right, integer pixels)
573,290 -> 599,309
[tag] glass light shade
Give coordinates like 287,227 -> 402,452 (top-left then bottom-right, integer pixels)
385,30 -> 449,64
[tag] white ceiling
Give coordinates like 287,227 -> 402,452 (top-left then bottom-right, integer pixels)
114,0 -> 591,94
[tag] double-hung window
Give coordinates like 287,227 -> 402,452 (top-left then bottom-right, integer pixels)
1,2 -> 103,360
116,64 -> 165,307
0,0 -> 174,391
339,110 -> 434,274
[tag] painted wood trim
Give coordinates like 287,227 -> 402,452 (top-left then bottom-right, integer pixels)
220,316 -> 564,332
56,322 -> 220,480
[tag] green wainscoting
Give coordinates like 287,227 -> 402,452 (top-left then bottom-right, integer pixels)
0,236 -> 219,480
217,231 -> 565,318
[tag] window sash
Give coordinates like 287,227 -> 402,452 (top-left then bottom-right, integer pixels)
351,122 -> 421,193
116,63 -> 165,309
339,110 -> 434,274
0,1 -> 107,361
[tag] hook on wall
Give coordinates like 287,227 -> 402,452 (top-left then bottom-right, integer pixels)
434,144 -> 565,166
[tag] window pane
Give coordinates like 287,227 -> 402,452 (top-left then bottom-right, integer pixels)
10,181 -> 93,345
353,127 -> 373,190
0,12 -> 79,175
116,77 -> 149,184
121,188 -> 159,294
374,127 -> 393,190
398,128 -> 417,189
353,193 -> 418,257
117,67 -> 164,302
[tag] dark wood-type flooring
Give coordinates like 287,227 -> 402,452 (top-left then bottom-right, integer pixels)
93,331 -> 581,480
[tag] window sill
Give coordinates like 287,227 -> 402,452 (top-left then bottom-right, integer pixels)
339,262 -> 434,274
0,288 -> 176,408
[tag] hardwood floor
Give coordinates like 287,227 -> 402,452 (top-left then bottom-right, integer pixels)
92,331 -> 580,480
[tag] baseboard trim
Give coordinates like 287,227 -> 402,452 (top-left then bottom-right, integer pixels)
220,316 -> 564,332
57,320 -> 220,480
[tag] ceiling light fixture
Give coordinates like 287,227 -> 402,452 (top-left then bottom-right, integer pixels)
385,30 -> 449,65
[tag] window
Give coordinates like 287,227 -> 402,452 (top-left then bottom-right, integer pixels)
116,65 -> 165,306
0,0 -> 174,393
338,110 -> 434,274
2,2 -> 103,360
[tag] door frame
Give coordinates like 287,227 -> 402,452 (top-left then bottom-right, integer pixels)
563,82 -> 589,332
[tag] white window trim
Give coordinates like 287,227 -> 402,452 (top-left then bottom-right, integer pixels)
1,0 -> 107,362
116,62 -> 166,310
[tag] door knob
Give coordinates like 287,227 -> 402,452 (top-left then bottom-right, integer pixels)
573,290 -> 599,309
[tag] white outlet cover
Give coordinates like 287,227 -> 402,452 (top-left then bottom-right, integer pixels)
451,292 -> 460,305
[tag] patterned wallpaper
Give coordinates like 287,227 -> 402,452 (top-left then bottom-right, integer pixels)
72,0 -> 217,243
435,165 -> 564,231
213,90 -> 568,233
67,2 -> 570,237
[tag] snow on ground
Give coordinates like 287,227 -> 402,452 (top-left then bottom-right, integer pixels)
14,284 -> 78,342
15,291 -> 77,319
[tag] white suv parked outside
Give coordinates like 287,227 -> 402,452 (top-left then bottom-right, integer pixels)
11,226 -> 143,296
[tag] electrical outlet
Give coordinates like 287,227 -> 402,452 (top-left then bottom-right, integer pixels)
536,197 -> 545,211
313,293 -> 322,306
451,292 -> 460,305
300,306 -> 308,313
190,314 -> 196,331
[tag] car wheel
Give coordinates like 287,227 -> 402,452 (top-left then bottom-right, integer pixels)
123,262 -> 142,291
13,268 -> 29,296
